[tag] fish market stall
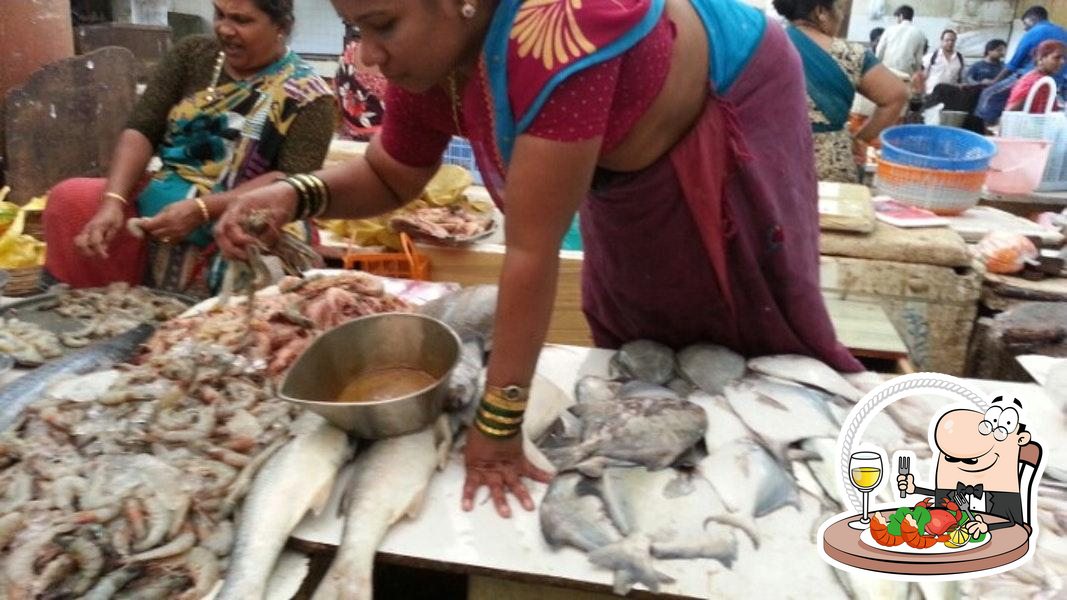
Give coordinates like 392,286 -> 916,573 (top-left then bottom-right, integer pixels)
289,344 -> 1067,599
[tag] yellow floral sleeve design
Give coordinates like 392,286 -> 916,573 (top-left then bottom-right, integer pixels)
511,0 -> 597,70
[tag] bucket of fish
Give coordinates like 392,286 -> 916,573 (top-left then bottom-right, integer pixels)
280,312 -> 461,438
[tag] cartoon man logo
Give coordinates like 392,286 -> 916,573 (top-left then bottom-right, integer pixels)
897,396 -> 1038,536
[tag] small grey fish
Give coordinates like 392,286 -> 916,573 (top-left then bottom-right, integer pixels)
609,340 -> 676,385
676,344 -> 747,395
723,380 -> 839,463
540,473 -> 623,551
417,285 -> 497,348
700,438 -> 800,519
574,375 -> 622,405
0,324 -> 154,432
554,384 -> 707,476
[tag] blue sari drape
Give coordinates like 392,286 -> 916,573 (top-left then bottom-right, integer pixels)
787,26 -> 855,133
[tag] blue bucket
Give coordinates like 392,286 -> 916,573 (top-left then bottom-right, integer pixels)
880,125 -> 996,172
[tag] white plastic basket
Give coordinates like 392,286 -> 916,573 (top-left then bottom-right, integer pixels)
1000,76 -> 1067,192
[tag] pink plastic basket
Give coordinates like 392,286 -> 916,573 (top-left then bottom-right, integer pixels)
987,138 -> 1052,195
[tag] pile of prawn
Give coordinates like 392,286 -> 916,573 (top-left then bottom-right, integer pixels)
0,272 -> 408,599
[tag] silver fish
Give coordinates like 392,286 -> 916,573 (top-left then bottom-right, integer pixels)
675,344 -> 747,395
551,383 -> 707,476
723,381 -> 839,463
592,467 -> 756,594
443,338 -> 485,416
0,324 -> 154,431
540,472 -> 623,551
747,355 -> 863,402
417,285 -> 497,348
609,340 -> 676,385
218,413 -> 351,600
311,417 -> 451,600
685,393 -> 799,518
574,375 -> 623,405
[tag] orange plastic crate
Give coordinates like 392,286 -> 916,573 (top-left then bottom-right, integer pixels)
341,232 -> 430,280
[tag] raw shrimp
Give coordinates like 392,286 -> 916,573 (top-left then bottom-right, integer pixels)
219,437 -> 286,517
126,530 -> 196,562
0,512 -> 25,549
0,469 -> 33,512
133,492 -> 172,552
173,546 -> 221,600
56,533 -> 105,595
82,565 -> 144,600
52,475 -> 89,511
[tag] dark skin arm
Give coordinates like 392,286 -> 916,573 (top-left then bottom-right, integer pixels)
74,129 -> 154,258
462,135 -> 601,517
214,136 -> 438,258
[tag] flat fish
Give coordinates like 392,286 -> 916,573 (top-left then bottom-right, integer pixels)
700,438 -> 800,519
609,340 -> 676,385
685,393 -> 799,518
552,383 -> 707,476
0,324 -> 154,432
218,413 -> 351,600
591,467 -> 757,594
417,285 -> 497,348
540,473 -> 623,552
723,381 -> 839,463
311,417 -> 451,600
574,375 -> 623,405
676,344 -> 747,395
747,355 -> 863,402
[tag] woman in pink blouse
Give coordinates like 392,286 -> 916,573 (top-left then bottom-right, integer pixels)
215,0 -> 861,520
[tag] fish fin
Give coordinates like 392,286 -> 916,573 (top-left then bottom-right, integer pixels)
786,448 -> 820,462
576,457 -> 607,478
704,515 -> 761,550
404,487 -> 429,520
308,477 -> 335,517
752,388 -> 791,412
433,416 -> 453,470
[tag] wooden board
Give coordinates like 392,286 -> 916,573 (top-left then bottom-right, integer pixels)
418,244 -> 593,348
821,222 -> 973,269
946,206 -> 1064,248
823,296 -> 909,360
819,181 -> 876,234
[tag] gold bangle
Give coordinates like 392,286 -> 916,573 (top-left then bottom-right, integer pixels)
477,407 -> 523,427
194,197 -> 211,223
483,390 -> 528,413
103,192 -> 128,205
474,418 -> 520,439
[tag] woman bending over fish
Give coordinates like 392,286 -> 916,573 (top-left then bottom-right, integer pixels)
214,0 -> 863,518
43,0 -> 336,297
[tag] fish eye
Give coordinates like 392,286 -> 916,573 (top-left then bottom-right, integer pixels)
999,407 -> 1019,433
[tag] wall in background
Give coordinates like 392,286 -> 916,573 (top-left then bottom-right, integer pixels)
171,0 -> 343,55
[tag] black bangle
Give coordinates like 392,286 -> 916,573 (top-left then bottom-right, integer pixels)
280,174 -> 331,221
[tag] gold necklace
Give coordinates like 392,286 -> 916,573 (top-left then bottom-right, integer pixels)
447,73 -> 464,135
205,51 -> 226,102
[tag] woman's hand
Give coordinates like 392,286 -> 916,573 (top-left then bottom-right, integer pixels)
462,427 -> 552,518
74,201 -> 126,259
141,200 -> 205,244
214,182 -> 298,260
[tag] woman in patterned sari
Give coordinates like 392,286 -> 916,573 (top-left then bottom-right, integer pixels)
43,0 -> 336,297
216,0 -> 865,521
776,0 -> 908,182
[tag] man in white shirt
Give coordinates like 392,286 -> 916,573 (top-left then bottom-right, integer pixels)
921,29 -> 965,95
876,5 -> 928,77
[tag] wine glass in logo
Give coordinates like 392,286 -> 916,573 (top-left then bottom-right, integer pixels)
848,451 -> 884,530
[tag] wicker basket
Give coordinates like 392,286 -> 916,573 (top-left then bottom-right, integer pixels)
2,266 -> 44,297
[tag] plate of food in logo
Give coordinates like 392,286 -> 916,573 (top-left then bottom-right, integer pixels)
862,497 -> 991,555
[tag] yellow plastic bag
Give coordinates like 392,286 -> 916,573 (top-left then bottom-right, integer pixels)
0,206 -> 46,268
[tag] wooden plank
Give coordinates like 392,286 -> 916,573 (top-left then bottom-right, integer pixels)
820,221 -> 973,268
418,244 -> 594,348
823,296 -> 910,360
946,206 -> 1064,247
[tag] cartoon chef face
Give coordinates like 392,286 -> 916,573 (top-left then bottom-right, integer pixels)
933,398 -> 1032,492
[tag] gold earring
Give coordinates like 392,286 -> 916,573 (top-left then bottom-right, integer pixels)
461,1 -> 476,18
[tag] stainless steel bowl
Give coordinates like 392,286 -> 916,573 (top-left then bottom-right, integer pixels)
280,312 -> 461,438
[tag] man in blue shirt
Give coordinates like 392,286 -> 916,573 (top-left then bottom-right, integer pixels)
1001,6 -> 1067,89
967,39 -> 1007,85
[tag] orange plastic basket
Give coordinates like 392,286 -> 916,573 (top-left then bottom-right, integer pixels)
874,159 -> 987,215
341,232 -> 430,280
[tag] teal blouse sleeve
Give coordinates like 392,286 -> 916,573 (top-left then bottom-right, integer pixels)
861,50 -> 879,75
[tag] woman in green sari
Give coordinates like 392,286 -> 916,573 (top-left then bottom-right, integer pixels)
45,0 -> 336,296
775,0 -> 908,183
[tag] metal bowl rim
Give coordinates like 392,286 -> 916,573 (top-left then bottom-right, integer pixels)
279,311 -> 462,407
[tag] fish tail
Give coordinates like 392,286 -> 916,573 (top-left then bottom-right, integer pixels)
705,514 -> 762,550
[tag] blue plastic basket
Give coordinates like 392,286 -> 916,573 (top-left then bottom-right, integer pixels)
880,125 -> 996,172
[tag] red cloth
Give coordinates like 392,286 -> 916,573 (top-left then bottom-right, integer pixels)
579,22 -> 862,371
1007,70 -> 1062,112
43,178 -> 147,288
380,13 -> 673,166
